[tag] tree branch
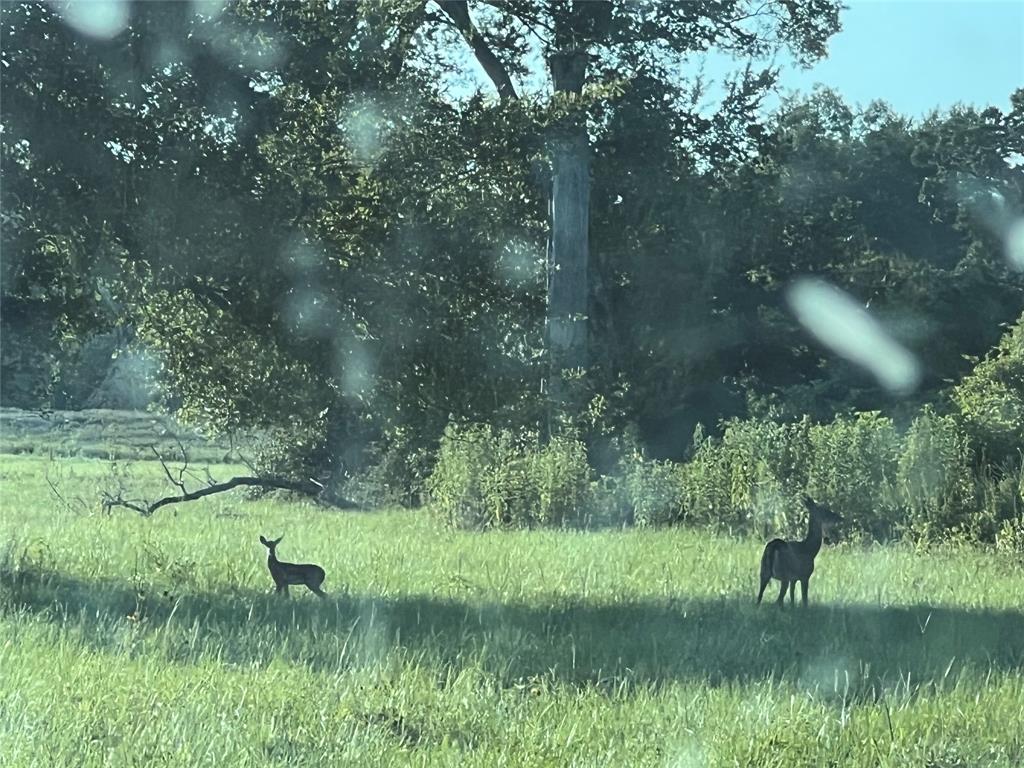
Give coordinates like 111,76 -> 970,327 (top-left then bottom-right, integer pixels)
152,442 -> 188,495
435,0 -> 519,101
102,475 -> 357,517
102,441 -> 358,516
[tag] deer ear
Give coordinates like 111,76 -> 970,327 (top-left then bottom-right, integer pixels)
276,534 -> 284,544
259,535 -> 268,545
802,495 -> 814,508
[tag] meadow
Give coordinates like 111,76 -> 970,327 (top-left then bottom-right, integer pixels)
1,453 -> 1023,767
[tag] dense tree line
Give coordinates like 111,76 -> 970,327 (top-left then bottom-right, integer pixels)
2,1 -> 1022,500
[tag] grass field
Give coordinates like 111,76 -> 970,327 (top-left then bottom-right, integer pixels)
0,407 -> 238,463
2,453 -> 1023,767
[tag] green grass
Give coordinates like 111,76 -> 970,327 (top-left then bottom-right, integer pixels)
2,454 -> 1023,767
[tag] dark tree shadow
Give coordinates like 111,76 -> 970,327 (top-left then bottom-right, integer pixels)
4,566 -> 1022,696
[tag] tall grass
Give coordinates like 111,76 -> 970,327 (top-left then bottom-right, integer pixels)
2,455 -> 1023,766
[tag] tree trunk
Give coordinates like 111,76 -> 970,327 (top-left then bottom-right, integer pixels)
546,50 -> 590,424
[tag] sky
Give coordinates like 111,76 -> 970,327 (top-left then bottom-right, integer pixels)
771,0 -> 1023,116
438,1 -> 1023,120
54,0 -> 1023,119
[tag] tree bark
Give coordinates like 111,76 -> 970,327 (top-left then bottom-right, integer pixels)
546,50 -> 591,421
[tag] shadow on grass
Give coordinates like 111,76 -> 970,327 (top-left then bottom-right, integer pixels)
3,566 -> 1022,694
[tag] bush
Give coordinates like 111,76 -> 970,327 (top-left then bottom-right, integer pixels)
995,514 -> 1024,555
668,415 -> 900,537
528,435 -> 592,526
673,420 -> 802,533
971,463 -> 1024,543
806,412 -> 902,539
897,406 -> 976,540
427,337 -> 1024,542
620,454 -> 685,527
953,313 -> 1024,465
341,426 -> 435,508
663,410 -> 981,542
427,423 -> 593,529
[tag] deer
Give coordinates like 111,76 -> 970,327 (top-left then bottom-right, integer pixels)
756,496 -> 843,608
259,534 -> 327,598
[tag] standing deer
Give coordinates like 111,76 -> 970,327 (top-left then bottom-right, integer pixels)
259,534 -> 327,598
756,496 -> 842,608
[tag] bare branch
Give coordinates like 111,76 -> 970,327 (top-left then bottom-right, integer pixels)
101,493 -> 151,516
104,440 -> 357,516
174,435 -> 191,491
107,475 -> 355,517
46,467 -> 74,514
151,444 -> 187,495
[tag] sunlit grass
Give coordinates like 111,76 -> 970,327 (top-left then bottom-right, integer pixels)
2,454 -> 1023,766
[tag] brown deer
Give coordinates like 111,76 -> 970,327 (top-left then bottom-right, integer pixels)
259,535 -> 327,598
756,496 -> 842,608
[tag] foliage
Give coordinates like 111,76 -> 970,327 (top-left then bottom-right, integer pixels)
953,312 -> 1024,466
996,513 -> 1024,555
897,406 -> 977,540
620,400 -> 1018,544
427,423 -> 592,529
618,455 -> 684,528
805,412 -> 902,538
421,328 -> 1022,540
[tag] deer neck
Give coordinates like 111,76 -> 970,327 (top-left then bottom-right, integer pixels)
802,516 -> 824,557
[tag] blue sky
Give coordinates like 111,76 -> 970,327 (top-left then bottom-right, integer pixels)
772,0 -> 1023,116
447,1 -> 1023,119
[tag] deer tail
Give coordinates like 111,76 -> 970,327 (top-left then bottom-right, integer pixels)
760,539 -> 784,582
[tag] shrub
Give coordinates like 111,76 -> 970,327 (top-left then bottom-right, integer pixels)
527,435 -> 592,526
953,313 -> 1024,465
341,426 -> 435,508
676,433 -> 732,527
897,406 -> 976,540
806,412 -> 902,539
423,319 -> 1024,536
666,406 -> 1014,543
673,414 -> 904,538
620,454 -> 685,527
971,463 -> 1024,543
995,515 -> 1024,555
426,423 -> 592,529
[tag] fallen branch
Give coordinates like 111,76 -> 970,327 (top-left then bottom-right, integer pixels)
102,475 -> 357,516
101,442 -> 357,516
153,440 -> 188,494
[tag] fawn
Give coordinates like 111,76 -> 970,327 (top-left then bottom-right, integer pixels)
259,535 -> 327,598
756,496 -> 842,608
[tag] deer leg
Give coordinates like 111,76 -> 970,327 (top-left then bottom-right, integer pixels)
788,581 -> 796,605
800,577 -> 809,607
776,580 -> 789,607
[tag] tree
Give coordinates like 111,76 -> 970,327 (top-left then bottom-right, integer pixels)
3,1 -> 550,492
413,0 -> 843,422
